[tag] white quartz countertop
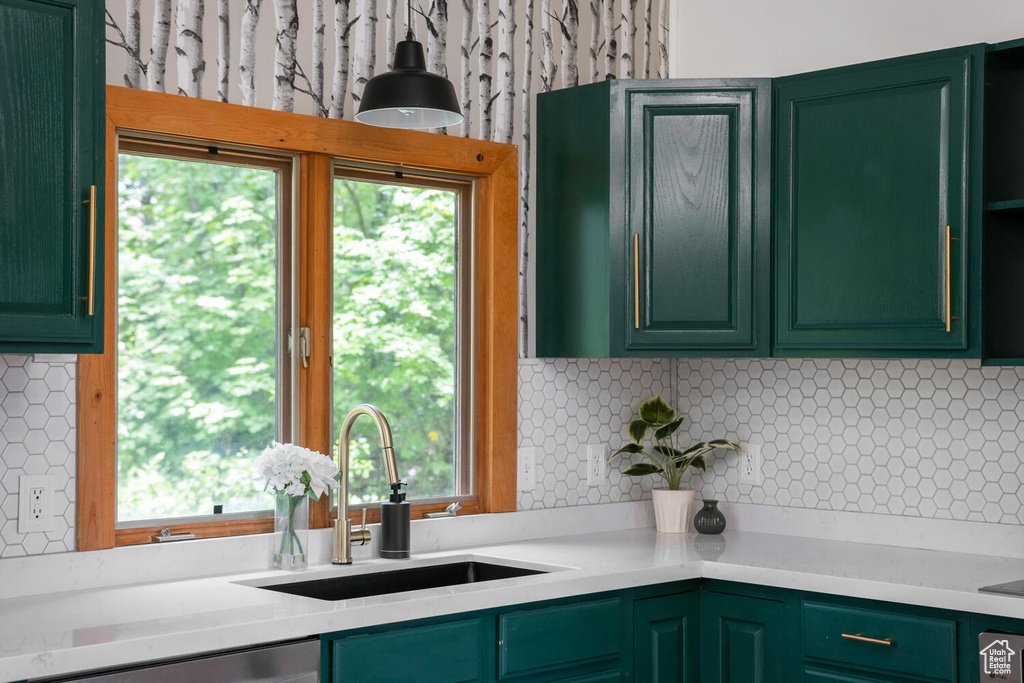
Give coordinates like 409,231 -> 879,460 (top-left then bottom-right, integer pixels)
3,527 -> 1024,682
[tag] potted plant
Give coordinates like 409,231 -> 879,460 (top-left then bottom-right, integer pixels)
610,396 -> 743,533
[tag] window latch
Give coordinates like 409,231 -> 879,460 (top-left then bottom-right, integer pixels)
289,327 -> 311,368
151,528 -> 196,543
425,501 -> 463,518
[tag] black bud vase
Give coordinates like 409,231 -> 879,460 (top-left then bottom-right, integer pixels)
693,499 -> 726,535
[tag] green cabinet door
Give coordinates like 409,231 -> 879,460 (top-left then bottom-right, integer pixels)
774,46 -> 984,356
536,79 -> 771,358
702,592 -> 786,683
498,598 -> 623,679
634,592 -> 700,683
330,619 -> 483,683
0,0 -> 105,353
621,84 -> 771,354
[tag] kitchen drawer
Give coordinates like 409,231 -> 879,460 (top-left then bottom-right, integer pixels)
802,602 -> 956,680
498,598 -> 622,679
804,665 -> 891,683
331,618 -> 481,683
552,671 -> 622,683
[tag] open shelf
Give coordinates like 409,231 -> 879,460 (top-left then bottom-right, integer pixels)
983,358 -> 1024,366
983,44 -> 1024,362
986,198 -> 1024,212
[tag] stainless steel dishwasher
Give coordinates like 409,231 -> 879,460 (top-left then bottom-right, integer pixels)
41,637 -> 319,683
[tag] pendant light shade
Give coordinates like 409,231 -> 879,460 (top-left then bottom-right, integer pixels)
355,39 -> 464,129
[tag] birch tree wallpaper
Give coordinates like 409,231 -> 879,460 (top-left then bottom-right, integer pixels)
104,0 -> 671,355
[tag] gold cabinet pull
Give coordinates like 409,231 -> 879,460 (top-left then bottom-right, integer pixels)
945,225 -> 957,333
633,233 -> 639,329
841,633 -> 892,647
83,185 -> 97,316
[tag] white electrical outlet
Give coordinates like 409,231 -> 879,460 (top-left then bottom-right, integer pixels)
739,444 -> 763,486
518,447 -> 537,491
18,474 -> 54,533
585,444 -> 607,486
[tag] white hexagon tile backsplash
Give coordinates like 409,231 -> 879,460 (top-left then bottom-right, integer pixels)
0,355 -> 76,557
675,358 -> 1024,525
517,358 -> 671,509
3,352 -> 1024,557
519,357 -> 1024,526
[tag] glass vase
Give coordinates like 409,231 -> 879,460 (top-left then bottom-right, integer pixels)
274,492 -> 309,570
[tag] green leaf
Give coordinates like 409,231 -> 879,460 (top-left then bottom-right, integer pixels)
688,454 -> 707,472
679,442 -> 712,458
653,445 -> 685,460
639,396 -> 675,424
623,463 -> 663,477
654,417 -> 684,439
610,443 -> 644,459
706,439 -> 744,451
628,419 -> 649,444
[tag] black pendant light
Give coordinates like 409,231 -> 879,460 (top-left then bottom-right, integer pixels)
355,0 -> 464,129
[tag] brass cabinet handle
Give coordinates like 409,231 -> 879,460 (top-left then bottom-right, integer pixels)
83,185 -> 97,316
841,633 -> 892,647
945,225 -> 957,333
633,233 -> 639,329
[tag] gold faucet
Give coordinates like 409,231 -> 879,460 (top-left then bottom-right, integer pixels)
333,404 -> 402,565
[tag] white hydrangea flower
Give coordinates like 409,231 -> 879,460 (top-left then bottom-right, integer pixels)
255,442 -> 341,498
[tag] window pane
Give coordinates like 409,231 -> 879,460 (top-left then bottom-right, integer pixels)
117,151 -> 283,522
333,177 -> 465,504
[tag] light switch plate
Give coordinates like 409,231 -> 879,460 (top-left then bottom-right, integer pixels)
518,447 -> 537,491
18,474 -> 54,533
586,444 -> 606,486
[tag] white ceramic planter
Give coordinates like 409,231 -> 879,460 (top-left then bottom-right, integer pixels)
651,488 -> 696,533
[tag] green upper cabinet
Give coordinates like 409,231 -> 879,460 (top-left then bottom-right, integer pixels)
0,0 -> 105,353
773,46 -> 985,357
536,79 -> 771,358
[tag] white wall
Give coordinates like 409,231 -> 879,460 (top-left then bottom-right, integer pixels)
671,0 -> 1024,78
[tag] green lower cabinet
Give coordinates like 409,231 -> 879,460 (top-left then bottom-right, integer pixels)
802,602 -> 956,681
329,618 -> 483,683
498,598 -> 623,680
322,592 -> 632,683
321,581 -> 1024,683
701,591 -> 787,683
965,612 -> 1024,683
634,592 -> 700,683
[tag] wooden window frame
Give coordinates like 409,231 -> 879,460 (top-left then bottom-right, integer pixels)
77,86 -> 518,550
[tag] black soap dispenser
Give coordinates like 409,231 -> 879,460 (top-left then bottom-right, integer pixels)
380,481 -> 410,559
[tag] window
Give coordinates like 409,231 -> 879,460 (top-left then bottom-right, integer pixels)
332,171 -> 473,505
115,140 -> 295,526
77,87 -> 517,548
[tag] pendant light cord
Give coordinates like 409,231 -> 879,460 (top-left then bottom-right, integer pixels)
406,0 -> 414,41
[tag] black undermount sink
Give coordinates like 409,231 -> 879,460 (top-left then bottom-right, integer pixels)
258,561 -> 548,601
